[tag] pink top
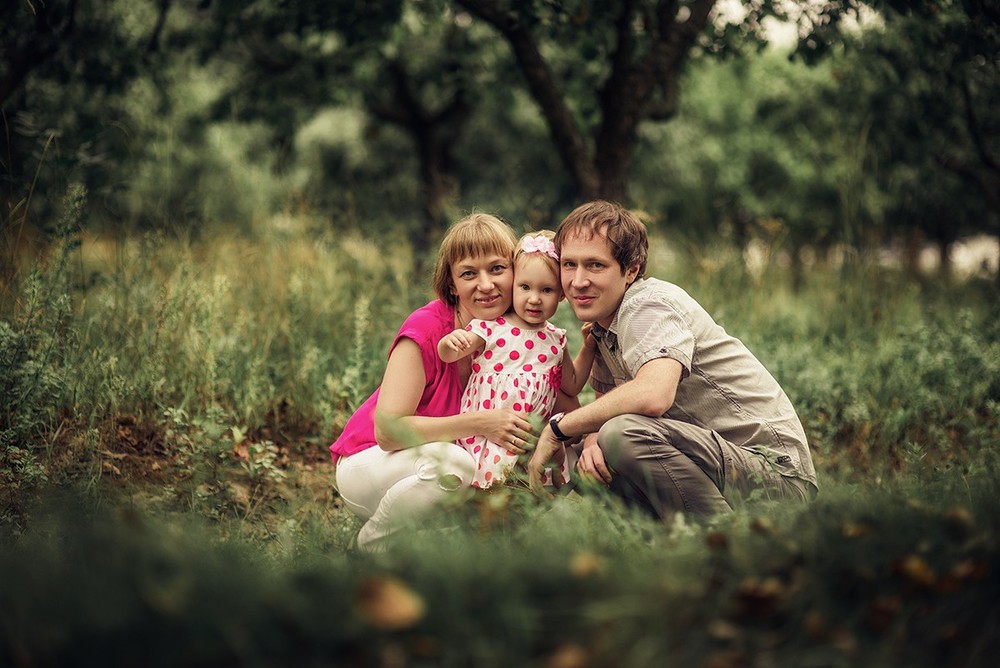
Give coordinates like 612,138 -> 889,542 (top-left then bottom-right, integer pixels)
329,299 -> 463,464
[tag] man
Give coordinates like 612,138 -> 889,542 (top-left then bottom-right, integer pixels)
529,200 -> 817,518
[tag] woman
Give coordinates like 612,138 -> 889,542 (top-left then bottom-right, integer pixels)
330,213 -> 536,551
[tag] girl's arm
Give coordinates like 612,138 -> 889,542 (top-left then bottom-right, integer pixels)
376,338 -> 533,451
437,328 -> 486,363
558,323 -> 597,397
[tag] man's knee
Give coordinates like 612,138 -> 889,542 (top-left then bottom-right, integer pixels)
598,414 -> 653,471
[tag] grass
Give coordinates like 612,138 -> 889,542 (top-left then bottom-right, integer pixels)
1,204 -> 999,666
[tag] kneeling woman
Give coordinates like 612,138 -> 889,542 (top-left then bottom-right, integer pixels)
330,213 -> 535,551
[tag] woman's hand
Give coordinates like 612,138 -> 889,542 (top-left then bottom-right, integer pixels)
479,409 -> 535,454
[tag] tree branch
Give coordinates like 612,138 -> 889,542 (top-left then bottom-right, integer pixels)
456,0 -> 599,198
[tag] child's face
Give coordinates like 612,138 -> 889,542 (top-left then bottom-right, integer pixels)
513,255 -> 561,326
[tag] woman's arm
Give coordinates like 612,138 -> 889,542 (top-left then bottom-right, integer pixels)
375,338 -> 534,451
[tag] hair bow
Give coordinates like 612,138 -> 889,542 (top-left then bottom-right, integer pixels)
521,235 -> 558,260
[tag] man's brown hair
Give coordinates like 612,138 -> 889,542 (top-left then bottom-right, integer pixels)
554,200 -> 648,278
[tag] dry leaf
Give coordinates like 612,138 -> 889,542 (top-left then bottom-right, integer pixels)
569,551 -> 605,579
545,643 -> 589,668
355,576 -> 426,630
893,554 -> 936,588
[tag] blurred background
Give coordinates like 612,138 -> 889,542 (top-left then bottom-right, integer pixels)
2,0 -> 997,277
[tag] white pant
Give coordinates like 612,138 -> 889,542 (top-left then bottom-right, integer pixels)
335,442 -> 477,551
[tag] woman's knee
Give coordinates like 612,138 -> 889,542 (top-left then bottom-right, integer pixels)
414,442 -> 476,491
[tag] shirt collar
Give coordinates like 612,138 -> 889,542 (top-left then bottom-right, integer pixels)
590,278 -> 647,350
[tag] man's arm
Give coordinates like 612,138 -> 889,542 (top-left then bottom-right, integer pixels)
528,357 -> 684,493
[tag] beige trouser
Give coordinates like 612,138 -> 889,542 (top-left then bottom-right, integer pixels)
594,414 -> 814,519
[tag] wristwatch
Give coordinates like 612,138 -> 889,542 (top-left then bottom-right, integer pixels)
548,412 -> 572,442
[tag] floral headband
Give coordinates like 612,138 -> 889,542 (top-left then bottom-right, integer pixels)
520,235 -> 558,260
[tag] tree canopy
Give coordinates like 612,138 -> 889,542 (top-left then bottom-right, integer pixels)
1,0 -> 997,265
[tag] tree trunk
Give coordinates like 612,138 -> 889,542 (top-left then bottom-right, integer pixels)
366,58 -> 470,268
458,0 -> 716,205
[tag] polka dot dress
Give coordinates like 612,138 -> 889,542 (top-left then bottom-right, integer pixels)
459,316 -> 570,489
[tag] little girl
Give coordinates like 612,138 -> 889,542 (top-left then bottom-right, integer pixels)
438,231 -> 595,489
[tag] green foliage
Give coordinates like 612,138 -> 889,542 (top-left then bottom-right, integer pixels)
0,185 -> 87,495
3,474 -> 999,666
1,211 -> 997,665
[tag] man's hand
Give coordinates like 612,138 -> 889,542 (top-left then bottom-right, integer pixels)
527,425 -> 565,495
576,433 -> 612,485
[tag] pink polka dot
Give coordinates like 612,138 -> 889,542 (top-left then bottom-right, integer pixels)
525,403 -> 533,412
537,332 -> 547,339
538,354 -> 548,363
494,363 -> 504,372
524,364 -> 533,371
472,363 -> 481,372
511,327 -> 521,336
513,379 -> 519,387
474,445 -> 482,453
551,345 -> 559,355
513,403 -> 522,411
483,399 -> 491,409
484,350 -> 493,360
525,340 -> 534,349
466,437 -> 475,444
479,321 -> 487,329
497,317 -> 506,325
501,391 -> 509,400
496,338 -> 506,348
510,350 -> 520,360
493,455 -> 501,464
484,472 -> 492,482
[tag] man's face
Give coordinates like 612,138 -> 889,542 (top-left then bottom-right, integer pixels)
559,229 -> 639,327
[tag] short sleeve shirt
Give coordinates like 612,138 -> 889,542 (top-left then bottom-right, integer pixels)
590,278 -> 817,488
329,299 -> 463,463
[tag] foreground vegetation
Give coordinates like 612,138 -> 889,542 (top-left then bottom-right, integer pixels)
2,203 -> 998,666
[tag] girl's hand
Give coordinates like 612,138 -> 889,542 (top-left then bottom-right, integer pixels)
581,322 -> 597,350
480,409 -> 534,454
441,329 -> 479,354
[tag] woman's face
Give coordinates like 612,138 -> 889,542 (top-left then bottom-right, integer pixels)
450,253 -> 513,322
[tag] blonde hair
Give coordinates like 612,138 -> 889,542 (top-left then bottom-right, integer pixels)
432,213 -> 518,306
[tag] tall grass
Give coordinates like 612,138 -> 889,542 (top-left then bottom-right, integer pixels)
2,206 -> 999,665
